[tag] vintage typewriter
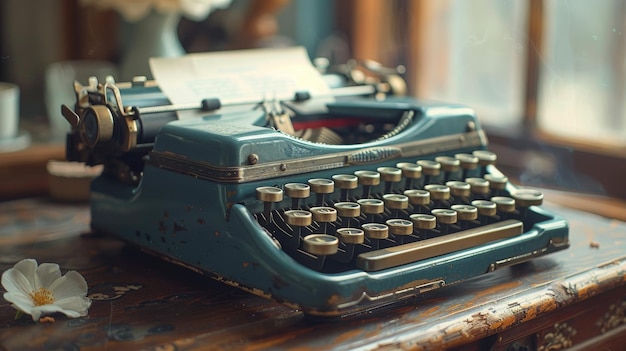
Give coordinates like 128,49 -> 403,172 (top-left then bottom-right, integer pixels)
62,56 -> 569,317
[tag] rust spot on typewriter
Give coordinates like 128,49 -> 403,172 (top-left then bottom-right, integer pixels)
242,261 -> 249,268
197,218 -> 206,225
214,231 -> 221,237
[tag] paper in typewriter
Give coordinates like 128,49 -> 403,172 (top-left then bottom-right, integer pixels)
149,47 -> 331,119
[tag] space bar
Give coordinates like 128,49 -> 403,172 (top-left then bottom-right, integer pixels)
356,219 -> 523,272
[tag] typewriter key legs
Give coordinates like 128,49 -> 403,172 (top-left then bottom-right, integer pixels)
256,186 -> 284,224
285,183 -> 310,209
396,162 -> 422,190
332,174 -> 358,201
308,178 -> 334,206
377,167 -> 402,193
435,156 -> 461,182
354,170 -> 380,198
417,160 -> 440,185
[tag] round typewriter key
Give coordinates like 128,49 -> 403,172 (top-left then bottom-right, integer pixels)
435,156 -> 461,172
490,196 -> 516,213
465,177 -> 490,196
256,186 -> 284,202
472,150 -> 497,166
424,184 -> 450,201
354,170 -> 381,186
471,200 -> 497,217
355,170 -> 380,198
362,223 -> 389,239
382,193 -> 409,210
386,219 -> 414,236
336,228 -> 365,244
446,181 -> 471,198
309,206 -> 337,223
417,160 -> 441,176
332,174 -> 358,189
410,214 -> 437,230
455,153 -> 479,170
303,234 -> 339,256
308,178 -> 334,194
332,174 -> 358,201
334,202 -> 361,218
451,205 -> 478,221
396,162 -> 422,180
284,183 -> 310,199
357,198 -> 385,215
284,210 -> 313,227
404,189 -> 430,206
377,167 -> 402,183
484,174 -> 508,191
512,188 -> 544,207
431,209 -> 457,224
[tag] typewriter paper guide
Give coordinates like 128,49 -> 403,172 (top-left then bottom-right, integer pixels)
149,46 -> 331,117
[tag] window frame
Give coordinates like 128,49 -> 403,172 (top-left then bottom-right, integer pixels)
341,0 -> 626,200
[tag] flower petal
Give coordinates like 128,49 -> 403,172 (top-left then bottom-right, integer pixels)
2,264 -> 36,297
49,271 -> 88,300
55,295 -> 91,316
29,304 -> 69,321
12,259 -> 37,284
3,292 -> 35,315
35,263 -> 61,290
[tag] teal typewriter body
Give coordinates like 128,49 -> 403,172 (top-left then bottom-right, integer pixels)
67,79 -> 569,316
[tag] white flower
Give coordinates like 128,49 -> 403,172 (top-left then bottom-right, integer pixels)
1,259 -> 91,321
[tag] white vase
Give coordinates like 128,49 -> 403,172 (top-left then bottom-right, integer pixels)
119,10 -> 185,81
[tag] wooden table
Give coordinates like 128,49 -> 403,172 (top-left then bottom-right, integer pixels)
0,197 -> 625,350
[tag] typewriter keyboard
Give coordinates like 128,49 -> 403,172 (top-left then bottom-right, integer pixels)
252,150 -> 543,273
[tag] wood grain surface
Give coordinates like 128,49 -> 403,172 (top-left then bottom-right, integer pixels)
0,198 -> 625,350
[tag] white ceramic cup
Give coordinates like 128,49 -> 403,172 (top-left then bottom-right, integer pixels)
0,82 -> 19,140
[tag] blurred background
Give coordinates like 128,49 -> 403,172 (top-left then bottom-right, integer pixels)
0,0 -> 625,204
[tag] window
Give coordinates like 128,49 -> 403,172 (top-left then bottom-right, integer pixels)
342,0 -> 626,200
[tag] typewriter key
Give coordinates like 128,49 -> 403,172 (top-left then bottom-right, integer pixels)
511,188 -> 543,207
455,153 -> 479,179
284,183 -> 310,209
404,189 -> 430,210
417,160 -> 440,184
302,234 -> 339,256
435,156 -> 461,181
310,206 -> 337,235
410,214 -> 437,229
473,150 -> 497,175
465,177 -> 490,199
362,223 -> 389,240
285,210 -> 312,244
451,204 -> 478,229
396,162 -> 422,189
354,170 -> 380,198
308,178 -> 334,206
490,196 -> 516,214
256,186 -> 284,224
377,167 -> 402,193
451,205 -> 478,221
484,174 -> 508,195
386,219 -> 414,244
410,214 -> 437,239
446,181 -> 471,203
471,200 -> 497,217
424,184 -> 450,208
432,209 -> 457,234
332,174 -> 358,201
383,194 -> 409,219
334,202 -> 361,227
337,228 -> 365,244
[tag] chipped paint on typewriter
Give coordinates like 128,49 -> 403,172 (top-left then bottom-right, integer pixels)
62,57 -> 569,317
